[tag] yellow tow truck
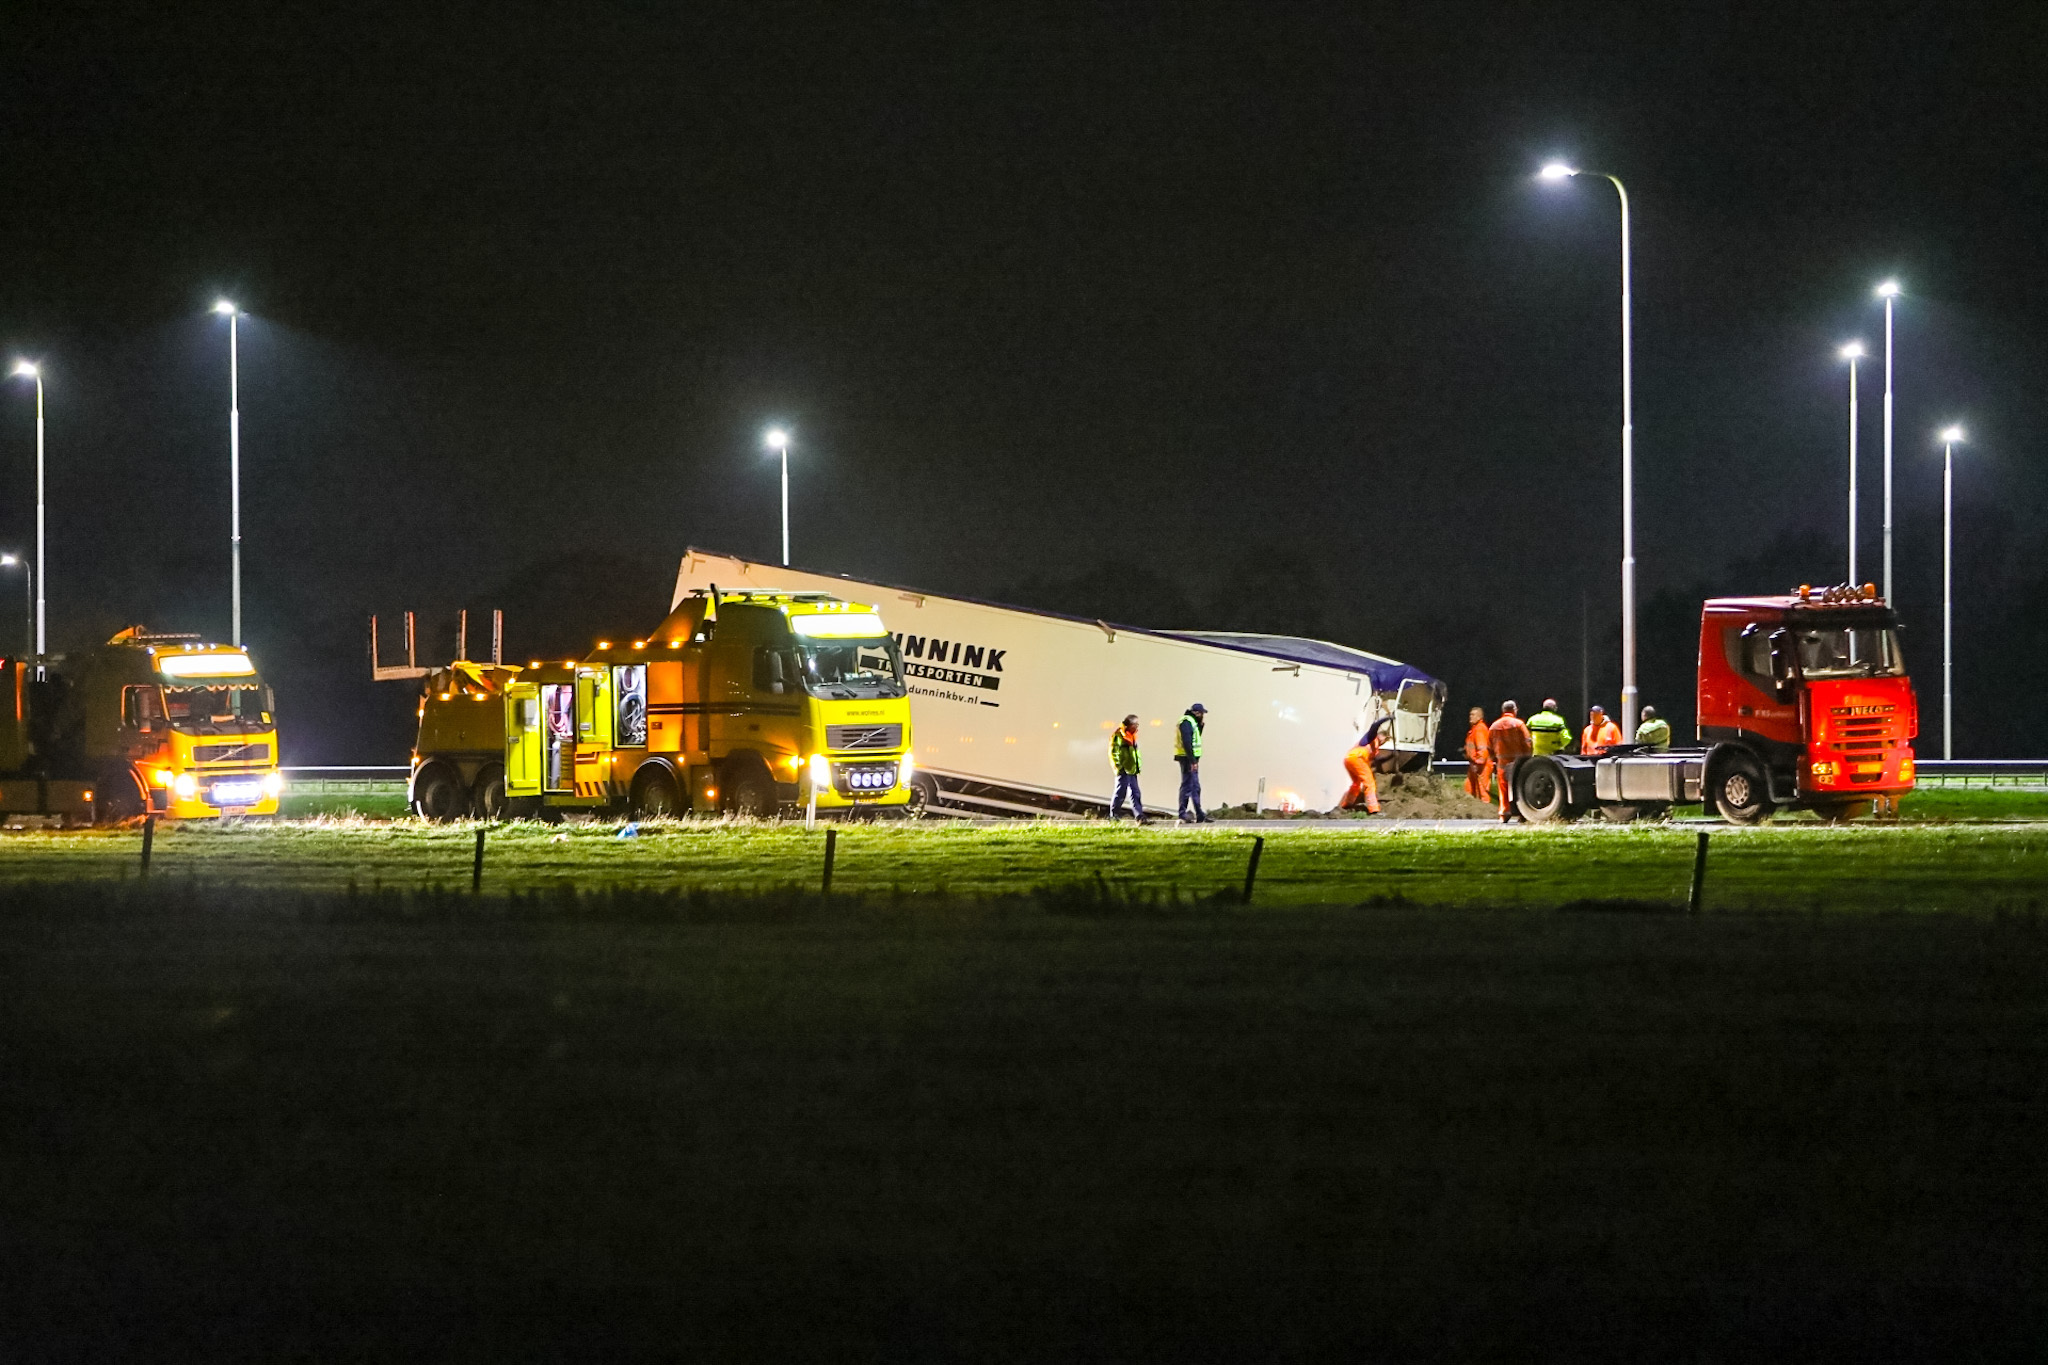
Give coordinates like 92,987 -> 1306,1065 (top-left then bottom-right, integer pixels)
406,589 -> 914,819
0,628 -> 282,822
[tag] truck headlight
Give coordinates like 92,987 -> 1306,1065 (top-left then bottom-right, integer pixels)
174,772 -> 198,798
262,771 -> 285,797
900,751 -> 914,784
809,753 -> 830,786
151,768 -> 173,788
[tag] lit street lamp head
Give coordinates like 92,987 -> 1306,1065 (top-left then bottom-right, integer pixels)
763,427 -> 790,450
0,554 -> 15,567
9,360 -> 37,379
1537,161 -> 1578,182
1839,341 -> 1865,361
213,299 -> 238,316
1875,280 -> 1902,299
1939,425 -> 1965,444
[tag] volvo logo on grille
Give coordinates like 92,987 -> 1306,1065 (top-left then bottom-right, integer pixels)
827,722 -> 902,750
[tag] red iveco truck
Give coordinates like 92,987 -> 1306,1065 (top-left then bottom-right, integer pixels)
1515,584 -> 1917,824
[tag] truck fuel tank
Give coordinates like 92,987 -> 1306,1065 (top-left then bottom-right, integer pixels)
1594,753 -> 1705,804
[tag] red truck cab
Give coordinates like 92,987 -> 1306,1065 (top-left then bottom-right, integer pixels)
1697,585 -> 1917,819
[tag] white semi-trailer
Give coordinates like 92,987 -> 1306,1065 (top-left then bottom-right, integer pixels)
674,549 -> 1445,817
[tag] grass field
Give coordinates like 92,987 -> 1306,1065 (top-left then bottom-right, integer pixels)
275,785 -> 2048,824
8,803 -> 2047,1353
6,816 -> 2048,913
4,879 -> 2045,1357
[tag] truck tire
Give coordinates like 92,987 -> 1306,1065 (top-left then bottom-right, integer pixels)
721,757 -> 777,819
95,766 -> 148,824
412,762 -> 466,822
470,765 -> 506,821
1711,753 -> 1774,825
1515,756 -> 1576,823
907,773 -> 940,818
631,764 -> 682,818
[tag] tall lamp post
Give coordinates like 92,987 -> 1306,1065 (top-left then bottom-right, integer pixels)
0,554 -> 27,660
1938,425 -> 1965,760
8,360 -> 45,665
1539,161 -> 1638,736
764,427 -> 791,566
213,300 -> 244,645
1875,280 -> 1901,602
1839,341 -> 1865,583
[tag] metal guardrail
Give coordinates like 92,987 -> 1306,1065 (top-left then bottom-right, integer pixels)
1432,757 -> 2048,790
280,766 -> 410,796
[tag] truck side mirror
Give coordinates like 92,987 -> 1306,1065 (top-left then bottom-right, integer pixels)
1767,628 -> 1795,698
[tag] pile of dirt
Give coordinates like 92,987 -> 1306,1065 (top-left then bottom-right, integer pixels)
1212,773 -> 1498,821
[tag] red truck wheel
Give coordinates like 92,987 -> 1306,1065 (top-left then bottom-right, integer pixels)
1711,754 -> 1774,824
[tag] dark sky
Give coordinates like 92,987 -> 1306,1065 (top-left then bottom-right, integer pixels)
2,3 -> 2044,758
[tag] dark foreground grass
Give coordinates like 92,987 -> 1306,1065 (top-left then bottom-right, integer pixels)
5,817 -> 2048,913
3,880 -> 2046,1358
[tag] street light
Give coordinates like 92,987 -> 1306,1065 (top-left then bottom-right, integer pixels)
763,427 -> 791,566
0,553 -> 27,660
1938,424 -> 1965,760
8,360 -> 45,665
1875,280 -> 1901,602
1538,160 -> 1640,736
1839,341 -> 1865,583
213,299 -> 244,645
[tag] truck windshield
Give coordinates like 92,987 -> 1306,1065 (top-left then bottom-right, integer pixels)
1794,626 -> 1906,679
799,636 -> 905,700
163,682 -> 269,731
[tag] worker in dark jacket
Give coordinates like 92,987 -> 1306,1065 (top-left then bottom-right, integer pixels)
1109,713 -> 1144,821
1175,702 -> 1209,823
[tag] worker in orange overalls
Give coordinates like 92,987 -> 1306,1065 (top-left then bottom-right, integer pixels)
1462,706 -> 1493,802
1339,718 -> 1387,814
1581,703 -> 1622,756
1488,700 -> 1534,822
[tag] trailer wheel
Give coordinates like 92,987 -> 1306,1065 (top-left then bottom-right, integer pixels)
1711,754 -> 1773,824
906,773 -> 940,818
630,765 -> 682,818
471,765 -> 506,821
1515,756 -> 1575,823
411,762 -> 466,822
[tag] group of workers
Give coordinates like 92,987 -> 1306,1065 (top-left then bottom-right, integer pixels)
1463,698 -> 1673,822
1109,692 -> 1676,826
1108,702 -> 1212,823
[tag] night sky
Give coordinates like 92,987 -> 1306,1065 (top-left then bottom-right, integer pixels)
3,4 -> 2044,760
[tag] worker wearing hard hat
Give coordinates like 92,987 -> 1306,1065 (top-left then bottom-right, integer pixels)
1635,705 -> 1672,751
1462,705 -> 1493,802
1339,718 -> 1386,814
1527,698 -> 1572,757
1581,704 -> 1622,757
1488,700 -> 1534,822
1175,702 -> 1210,823
1109,714 -> 1145,821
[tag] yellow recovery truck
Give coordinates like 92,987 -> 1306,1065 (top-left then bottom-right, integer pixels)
0,628 -> 282,822
406,589 -> 914,819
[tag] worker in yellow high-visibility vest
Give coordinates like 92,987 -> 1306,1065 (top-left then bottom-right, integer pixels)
1174,702 -> 1209,823
1527,698 -> 1572,756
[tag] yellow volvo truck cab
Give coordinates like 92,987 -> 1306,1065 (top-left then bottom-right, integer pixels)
34,628 -> 282,820
482,590 -> 915,820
